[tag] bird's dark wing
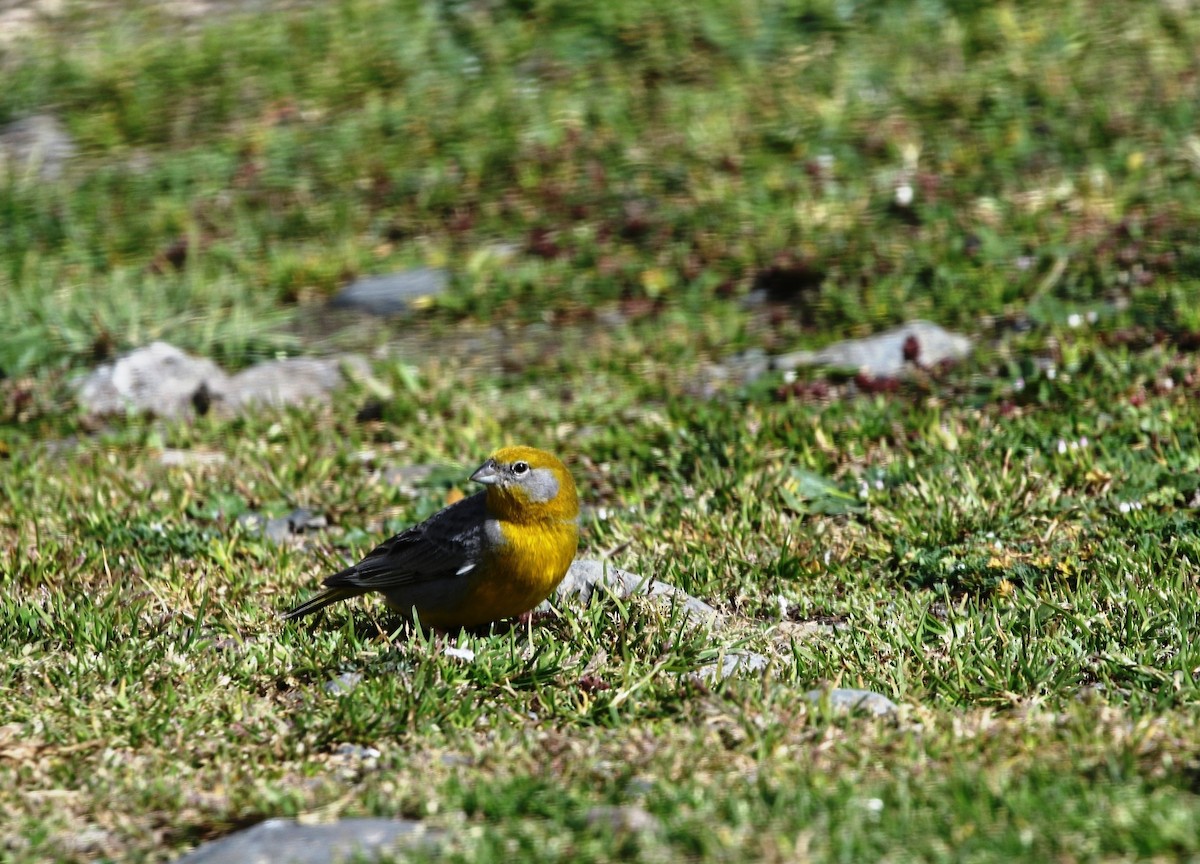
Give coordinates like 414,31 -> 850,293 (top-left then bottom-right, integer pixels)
322,492 -> 488,590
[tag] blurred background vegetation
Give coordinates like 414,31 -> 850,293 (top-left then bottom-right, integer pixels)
4,0 -> 1200,378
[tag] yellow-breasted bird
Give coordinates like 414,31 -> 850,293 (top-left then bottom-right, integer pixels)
283,446 -> 579,629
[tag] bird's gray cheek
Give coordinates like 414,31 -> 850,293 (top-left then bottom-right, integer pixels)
526,469 -> 560,503
484,519 -> 506,547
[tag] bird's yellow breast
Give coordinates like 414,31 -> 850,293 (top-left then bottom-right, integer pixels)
419,518 -> 578,629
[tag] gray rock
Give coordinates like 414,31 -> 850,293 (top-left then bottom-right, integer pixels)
692,652 -> 770,682
75,342 -> 368,419
324,672 -> 364,695
60,824 -> 117,857
479,242 -> 521,262
0,7 -> 39,50
0,114 -> 75,181
330,269 -> 450,316
158,448 -> 228,468
803,687 -> 898,717
584,805 -> 662,835
238,509 -> 327,544
695,349 -> 771,396
773,320 -> 971,377
720,349 -> 771,384
553,559 -> 722,626
332,743 -> 381,761
171,817 -> 435,864
227,356 -> 370,411
76,341 -> 230,419
268,508 -> 327,543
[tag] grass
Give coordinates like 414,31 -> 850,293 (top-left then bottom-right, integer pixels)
3,0 -> 1200,861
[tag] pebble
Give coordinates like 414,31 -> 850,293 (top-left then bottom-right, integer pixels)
171,818 -> 435,864
330,268 -> 450,316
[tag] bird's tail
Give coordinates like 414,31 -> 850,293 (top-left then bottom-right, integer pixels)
280,586 -> 365,620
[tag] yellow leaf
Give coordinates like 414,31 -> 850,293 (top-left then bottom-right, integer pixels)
640,268 -> 670,298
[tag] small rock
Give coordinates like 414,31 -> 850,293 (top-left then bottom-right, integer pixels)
265,509 -> 327,544
158,448 -> 227,468
330,269 -> 450,316
61,825 -> 117,856
720,349 -> 771,385
773,321 -> 972,377
553,559 -> 722,626
75,342 -> 368,419
691,652 -> 770,682
803,687 -> 898,717
76,341 -> 230,419
227,356 -> 370,411
238,509 -> 327,545
171,817 -> 435,864
236,513 -> 266,533
477,242 -> 521,263
584,805 -> 662,836
333,743 -> 381,761
624,775 -> 654,796
0,114 -> 75,181
0,8 -> 39,49
325,672 -> 364,695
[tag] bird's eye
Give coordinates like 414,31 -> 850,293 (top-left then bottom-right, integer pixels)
512,461 -> 530,475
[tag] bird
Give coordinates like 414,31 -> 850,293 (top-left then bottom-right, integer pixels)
283,446 -> 580,630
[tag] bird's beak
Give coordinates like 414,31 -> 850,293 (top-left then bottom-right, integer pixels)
470,459 -> 499,486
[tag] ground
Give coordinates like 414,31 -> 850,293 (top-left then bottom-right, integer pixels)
2,1 -> 1200,861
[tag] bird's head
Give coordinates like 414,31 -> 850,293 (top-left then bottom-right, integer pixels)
470,446 -> 579,523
